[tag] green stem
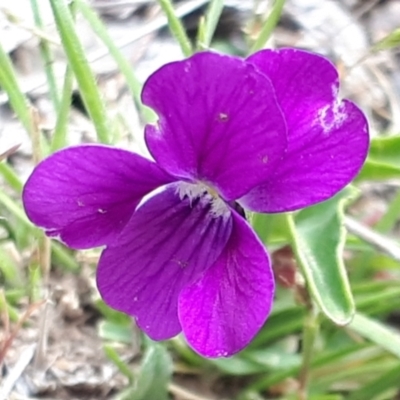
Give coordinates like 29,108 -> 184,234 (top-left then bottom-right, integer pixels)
298,309 -> 319,400
197,0 -> 224,49
0,191 -> 32,226
158,0 -> 193,57
374,189 -> 400,233
0,41 -> 34,136
51,66 -> 74,152
49,0 -> 111,144
0,163 -> 23,193
30,0 -> 61,109
74,0 -> 155,122
250,0 -> 286,53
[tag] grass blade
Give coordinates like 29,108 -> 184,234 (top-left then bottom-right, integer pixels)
348,363 -> 400,400
74,0 -> 155,122
158,0 -> 193,57
49,0 -> 112,144
250,0 -> 286,53
348,313 -> 400,359
0,42 -> 34,136
200,0 -> 224,48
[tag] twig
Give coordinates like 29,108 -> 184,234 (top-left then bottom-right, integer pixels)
0,301 -> 44,366
32,296 -> 51,371
344,216 -> 400,261
0,144 -> 21,162
0,344 -> 36,400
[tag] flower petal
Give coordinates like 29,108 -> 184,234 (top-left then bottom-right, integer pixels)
242,48 -> 369,212
23,144 -> 173,249
143,51 -> 287,201
178,211 -> 274,357
97,185 -> 233,340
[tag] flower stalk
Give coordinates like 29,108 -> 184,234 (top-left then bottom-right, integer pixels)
298,308 -> 320,400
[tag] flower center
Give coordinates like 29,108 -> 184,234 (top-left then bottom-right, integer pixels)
176,181 -> 230,218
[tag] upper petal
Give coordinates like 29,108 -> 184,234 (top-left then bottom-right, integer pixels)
97,184 -> 233,341
23,144 -> 173,249
242,48 -> 369,212
178,211 -> 274,357
143,51 -> 287,201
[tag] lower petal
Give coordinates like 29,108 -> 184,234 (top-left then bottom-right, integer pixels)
22,145 -> 173,248
97,184 -> 233,340
178,211 -> 274,357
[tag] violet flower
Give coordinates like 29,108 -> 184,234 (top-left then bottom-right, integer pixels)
23,49 -> 369,357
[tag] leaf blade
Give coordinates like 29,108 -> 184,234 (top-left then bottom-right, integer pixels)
288,189 -> 355,324
348,313 -> 400,359
49,0 -> 111,144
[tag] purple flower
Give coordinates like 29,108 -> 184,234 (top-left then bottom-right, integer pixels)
22,49 -> 369,357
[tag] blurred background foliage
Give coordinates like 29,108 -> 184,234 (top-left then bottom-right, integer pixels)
0,0 -> 400,399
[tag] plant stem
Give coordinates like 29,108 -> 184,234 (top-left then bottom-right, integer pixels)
250,0 -> 286,53
298,308 -> 319,400
30,108 -> 52,371
158,0 -> 193,57
49,0 -> 112,144
30,0 -> 61,109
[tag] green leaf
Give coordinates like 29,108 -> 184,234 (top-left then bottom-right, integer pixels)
95,299 -> 132,325
0,163 -> 23,193
0,246 -> 23,287
121,342 -> 173,400
288,189 -> 355,324
51,67 -> 74,152
250,306 -> 306,347
357,159 -> 400,181
372,28 -> 400,51
369,135 -> 400,166
211,345 -> 301,376
247,344 -> 369,391
49,0 -> 111,144
98,320 -> 133,344
348,313 -> 400,359
347,363 -> 400,400
50,241 -> 80,271
103,344 -> 135,383
74,0 -> 155,123
250,0 -> 286,53
252,212 -> 290,246
0,191 -> 32,227
158,0 -> 193,57
0,41 -> 34,136
199,0 -> 224,48
30,0 -> 61,109
356,136 -> 400,181
210,356 -> 263,375
374,189 -> 400,233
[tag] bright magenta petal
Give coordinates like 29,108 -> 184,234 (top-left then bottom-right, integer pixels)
178,211 -> 274,357
143,51 -> 287,201
242,48 -> 369,212
22,145 -> 173,248
97,185 -> 233,340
